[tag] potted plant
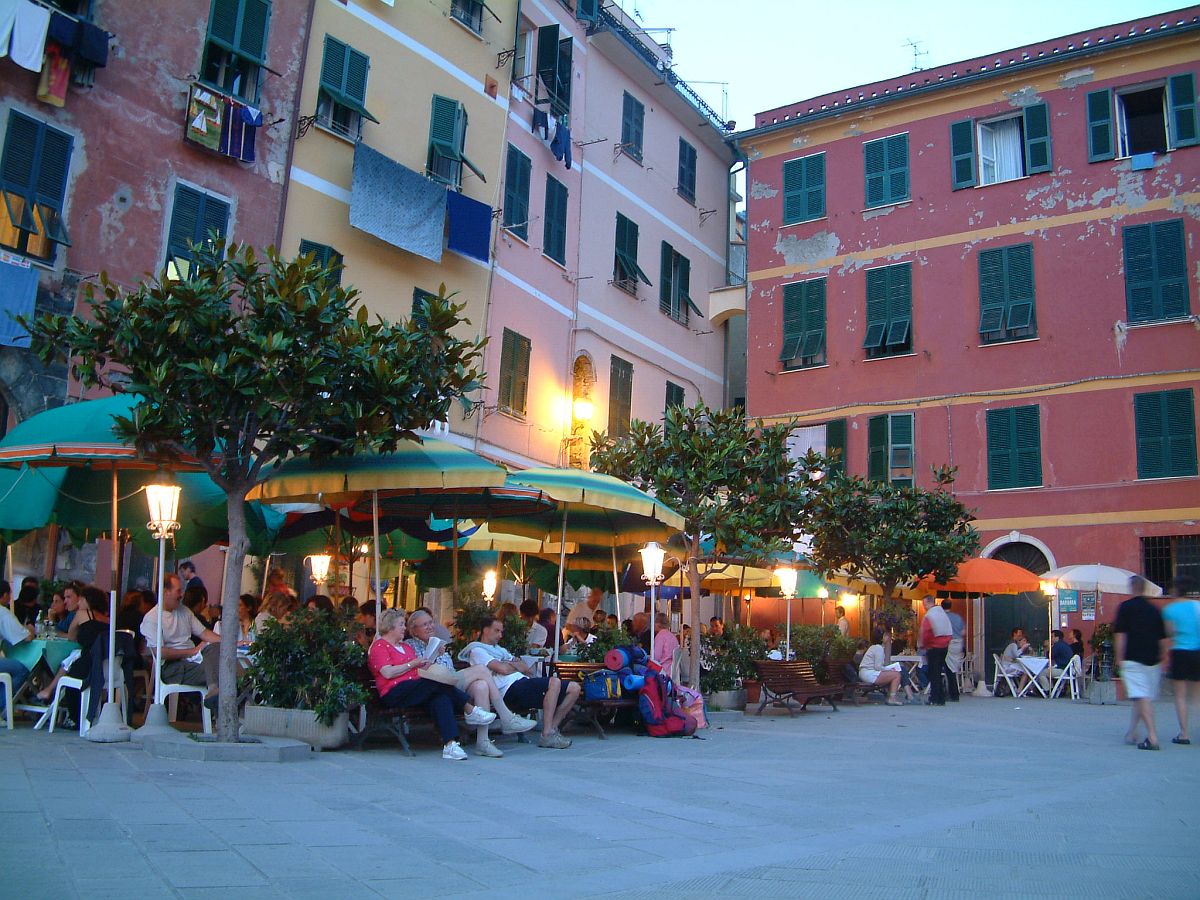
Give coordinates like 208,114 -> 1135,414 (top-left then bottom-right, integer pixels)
701,625 -> 767,709
576,624 -> 630,663
784,624 -> 859,680
244,608 -> 367,749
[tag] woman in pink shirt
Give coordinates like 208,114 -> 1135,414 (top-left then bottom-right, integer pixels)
368,608 -> 496,760
652,613 -> 680,667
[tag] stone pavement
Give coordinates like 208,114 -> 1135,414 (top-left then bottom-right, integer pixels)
2,692 -> 1198,899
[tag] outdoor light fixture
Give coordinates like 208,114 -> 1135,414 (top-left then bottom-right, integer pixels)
572,397 -> 594,423
775,565 -> 799,659
840,591 -> 859,605
1039,579 -> 1058,596
483,569 -> 498,603
640,542 -> 667,664
816,586 -> 830,599
307,553 -> 333,585
145,474 -> 181,539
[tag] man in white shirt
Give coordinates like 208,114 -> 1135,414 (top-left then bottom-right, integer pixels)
0,580 -> 34,710
140,573 -> 220,704
465,616 -> 579,752
835,606 -> 850,637
920,595 -> 957,704
566,586 -> 605,630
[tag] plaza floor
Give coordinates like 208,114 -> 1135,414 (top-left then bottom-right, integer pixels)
1,691 -> 1197,899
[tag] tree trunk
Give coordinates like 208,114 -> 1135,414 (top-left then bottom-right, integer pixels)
218,489 -> 250,741
688,534 -> 702,688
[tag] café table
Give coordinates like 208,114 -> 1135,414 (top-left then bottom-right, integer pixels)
3,637 -> 81,674
890,654 -> 924,685
1017,656 -> 1051,697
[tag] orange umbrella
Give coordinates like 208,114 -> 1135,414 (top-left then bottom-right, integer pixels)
916,557 -> 1040,595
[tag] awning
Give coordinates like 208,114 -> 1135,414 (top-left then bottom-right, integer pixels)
350,143 -> 446,262
446,190 -> 492,263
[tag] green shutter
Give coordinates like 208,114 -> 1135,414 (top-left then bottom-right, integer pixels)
614,213 -> 650,286
1124,220 -> 1190,322
677,255 -> 695,319
498,328 -> 531,416
1,112 -> 39,197
1013,406 -> 1042,488
979,244 -> 1036,340
503,145 -> 530,240
1167,73 -> 1199,148
298,240 -> 342,286
411,287 -> 436,326
826,419 -> 847,475
208,0 -> 239,47
863,268 -> 887,349
1022,103 -> 1052,174
864,264 -> 911,353
536,24 -> 560,98
665,381 -> 684,412
678,139 -> 697,202
34,126 -> 72,209
345,48 -> 369,106
1163,389 -> 1198,477
430,95 -> 458,148
659,242 -> 674,316
864,138 -> 886,208
321,35 -> 347,95
780,280 -> 825,366
621,93 -> 644,160
513,332 -> 531,416
950,119 -> 977,190
1123,223 -> 1155,321
864,135 -> 907,207
2,112 -> 73,245
1004,244 -> 1035,332
889,414 -> 914,471
867,415 -> 888,482
986,408 -> 1013,489
783,153 -> 825,224
576,0 -> 599,23
543,175 -> 567,264
168,185 -> 202,261
555,36 -> 573,115
978,247 -> 1005,336
885,133 -> 909,203
780,283 -> 805,361
608,356 -> 633,437
988,406 -> 1041,489
1086,89 -> 1114,162
237,0 -> 271,63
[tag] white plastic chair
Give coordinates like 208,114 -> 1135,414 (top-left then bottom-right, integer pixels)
41,658 -> 129,735
1049,655 -> 1081,700
152,651 -> 212,734
669,647 -> 683,684
992,653 -> 1024,698
0,672 -> 13,730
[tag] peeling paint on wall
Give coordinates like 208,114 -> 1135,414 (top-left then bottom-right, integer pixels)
844,125 -> 863,137
862,204 -> 896,222
1058,67 -> 1095,89
751,219 -> 771,232
791,135 -> 809,147
750,180 -> 779,200
774,230 -> 840,267
1004,86 -> 1042,107
1114,170 -> 1151,211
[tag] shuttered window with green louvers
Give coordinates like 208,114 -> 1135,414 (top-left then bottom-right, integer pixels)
1135,389 -> 1197,480
428,95 -> 485,188
166,184 -> 229,281
1122,219 -> 1190,323
613,213 -> 651,293
202,0 -> 271,103
863,133 -> 908,208
621,92 -> 645,162
0,110 -> 73,261
535,24 -> 572,116
543,174 -> 568,265
782,152 -> 825,224
867,413 -> 913,485
825,419 -> 847,476
677,139 -> 697,203
608,356 -> 634,438
659,242 -> 695,326
317,35 -> 378,141
502,144 -> 531,240
665,381 -> 685,413
987,406 -> 1042,490
978,243 -> 1036,344
298,239 -> 343,287
498,328 -> 532,417
1087,89 -> 1115,161
863,263 -> 912,358
780,279 -> 825,370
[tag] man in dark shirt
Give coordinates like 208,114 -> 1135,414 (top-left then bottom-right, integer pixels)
178,561 -> 205,595
1050,630 -> 1074,668
1113,577 -> 1169,750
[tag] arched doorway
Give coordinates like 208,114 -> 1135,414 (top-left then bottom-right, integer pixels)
569,354 -> 595,469
981,539 -> 1053,679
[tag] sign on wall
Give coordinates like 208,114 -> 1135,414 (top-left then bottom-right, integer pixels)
1058,588 -> 1079,613
1081,590 -> 1097,621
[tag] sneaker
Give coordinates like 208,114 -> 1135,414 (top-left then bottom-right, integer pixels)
501,714 -> 537,735
463,707 -> 498,726
538,731 -> 572,749
475,739 -> 504,758
442,741 -> 468,760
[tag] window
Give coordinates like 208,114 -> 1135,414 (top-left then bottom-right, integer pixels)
613,213 -> 651,294
543,175 -> 568,265
621,92 -> 645,162
787,419 -> 846,475
978,243 -> 1036,344
1088,75 -> 1199,161
867,413 -> 914,486
0,111 -> 72,261
677,139 -> 697,203
451,0 -> 500,35
298,239 -> 343,287
1142,535 -> 1200,593
608,356 -> 633,437
1134,389 -> 1197,480
986,405 -> 1042,490
497,328 -> 531,417
412,286 -> 437,326
950,105 -> 1052,189
428,95 -> 485,188
659,243 -> 694,326
665,381 -> 684,413
779,279 -> 825,370
502,144 -> 531,240
201,0 -> 271,103
512,23 -> 533,84
1122,219 -> 1190,323
782,152 -> 825,224
573,0 -> 599,24
863,263 -> 912,358
535,24 -> 572,116
165,184 -> 229,280
317,36 -> 378,141
863,133 -> 908,207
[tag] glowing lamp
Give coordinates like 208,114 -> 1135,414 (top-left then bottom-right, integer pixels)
774,565 -> 799,599
483,569 -> 498,603
307,554 -> 333,585
639,541 -> 666,584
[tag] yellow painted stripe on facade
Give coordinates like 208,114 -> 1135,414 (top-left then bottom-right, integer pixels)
747,193 -> 1200,281
758,370 -> 1200,426
972,506 -> 1200,532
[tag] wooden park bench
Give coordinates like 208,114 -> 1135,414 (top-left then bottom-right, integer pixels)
824,657 -> 886,705
752,659 -> 842,715
553,661 -> 640,739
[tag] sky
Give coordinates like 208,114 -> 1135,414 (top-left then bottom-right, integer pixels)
606,1 -> 1191,133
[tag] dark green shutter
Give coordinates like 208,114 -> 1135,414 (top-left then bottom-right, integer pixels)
800,279 -> 825,360
576,0 -> 599,23
238,0 -> 270,63
298,240 -> 342,286
503,145 -> 530,240
614,213 -> 650,286
1163,389 -> 1198,477
208,0 -> 239,47
864,139 -> 886,207
411,287 -> 436,326
978,247 -> 1005,335
1086,89 -> 1114,162
863,268 -> 887,349
167,185 -> 227,270
1167,73 -> 1199,148
783,153 -> 825,224
659,242 -> 674,316
1022,103 -> 1052,174
885,133 -> 908,203
1013,406 -> 1042,488
665,381 -> 684,412
536,24 -> 560,98
864,135 -> 907,207
678,139 -> 697,202
1,112 -> 39,201
1124,220 -> 1190,322
498,328 -> 531,416
826,419 -> 847,475
2,113 -> 72,243
950,119 -> 976,190
430,95 -> 458,149
867,415 -> 888,482
889,413 -> 913,466
555,36 -> 572,114
344,47 -> 369,106
608,356 -> 633,437
677,255 -> 693,320
622,92 -> 644,160
543,175 -> 567,264
1123,223 -> 1155,321
988,406 -> 1041,489
986,409 -> 1013,489
979,245 -> 1036,340
864,264 -> 911,352
1004,244 -> 1035,332
780,283 -> 805,361
321,35 -> 347,95
34,124 -> 72,212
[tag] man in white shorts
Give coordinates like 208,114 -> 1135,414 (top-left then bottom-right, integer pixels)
1114,577 -> 1169,751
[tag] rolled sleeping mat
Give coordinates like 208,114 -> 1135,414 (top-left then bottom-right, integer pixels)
618,666 -> 633,680
628,646 -> 647,664
622,673 -> 645,692
605,648 -> 631,672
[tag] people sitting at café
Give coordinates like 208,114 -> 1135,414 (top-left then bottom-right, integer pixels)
415,606 -> 453,643
607,613 -> 619,628
0,580 -> 34,711
495,602 -> 519,620
521,600 -> 547,650
1050,629 -> 1074,669
1068,628 -> 1086,661
140,573 -> 222,707
857,631 -> 916,706
46,590 -> 68,632
566,586 -> 604,630
214,594 -> 258,643
306,594 -> 336,615
64,582 -> 100,644
460,615 -> 579,752
999,627 -> 1033,693
116,589 -> 149,636
368,608 -> 497,761
630,612 -> 650,652
13,576 -> 41,625
352,600 -> 377,649
255,590 -> 299,634
183,585 -> 214,629
536,608 -> 557,650
592,607 -> 608,630
37,585 -> 110,702
652,613 -> 680,667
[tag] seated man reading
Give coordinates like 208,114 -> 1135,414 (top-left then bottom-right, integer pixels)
139,573 -> 222,710
459,616 -> 579,751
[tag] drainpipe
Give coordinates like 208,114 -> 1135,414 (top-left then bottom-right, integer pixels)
274,0 -> 318,252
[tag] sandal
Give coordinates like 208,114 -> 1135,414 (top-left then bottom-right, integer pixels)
1137,739 -> 1160,751
885,698 -> 903,706
1171,736 -> 1191,745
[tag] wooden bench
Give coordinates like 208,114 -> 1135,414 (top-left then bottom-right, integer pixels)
824,657 -> 885,705
554,661 -> 639,740
752,660 -> 841,715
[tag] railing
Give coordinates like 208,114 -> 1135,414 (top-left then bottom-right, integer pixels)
596,10 -> 732,134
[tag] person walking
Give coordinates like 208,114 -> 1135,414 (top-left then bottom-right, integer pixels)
919,595 -> 957,705
1114,576 -> 1170,750
1161,576 -> 1200,746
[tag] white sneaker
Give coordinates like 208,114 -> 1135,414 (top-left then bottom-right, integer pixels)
501,714 -> 537,734
463,707 -> 497,726
475,739 -> 504,758
442,741 -> 468,760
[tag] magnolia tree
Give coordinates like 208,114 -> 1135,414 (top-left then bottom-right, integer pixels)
590,404 -> 816,686
27,242 -> 485,740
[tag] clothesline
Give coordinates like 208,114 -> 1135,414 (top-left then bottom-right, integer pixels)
26,0 -> 113,37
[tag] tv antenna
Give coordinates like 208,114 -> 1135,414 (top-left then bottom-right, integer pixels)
903,38 -> 929,72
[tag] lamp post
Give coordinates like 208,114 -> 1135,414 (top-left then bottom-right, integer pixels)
640,542 -> 666,664
306,553 -> 332,590
816,585 -> 829,625
775,565 -> 799,660
133,472 -> 182,742
482,569 -> 498,605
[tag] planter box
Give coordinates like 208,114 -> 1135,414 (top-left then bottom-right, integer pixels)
1088,679 -> 1122,705
706,689 -> 746,711
243,704 -> 348,750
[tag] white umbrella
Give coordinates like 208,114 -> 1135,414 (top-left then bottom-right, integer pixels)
1042,564 -> 1162,596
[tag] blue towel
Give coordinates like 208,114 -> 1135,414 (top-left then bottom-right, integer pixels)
0,258 -> 39,348
75,20 -> 108,67
46,11 -> 78,53
550,121 -> 572,168
446,191 -> 492,263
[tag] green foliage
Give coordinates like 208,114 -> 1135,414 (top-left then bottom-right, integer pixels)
499,615 -> 529,656
871,599 -> 916,636
801,464 -> 980,601
450,600 -> 531,656
1090,623 -> 1113,649
247,608 -> 367,725
699,625 -> 767,693
783,624 -> 858,680
576,624 -> 630,663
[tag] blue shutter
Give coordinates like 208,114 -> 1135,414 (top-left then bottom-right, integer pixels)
1167,73 -> 1198,148
950,119 -> 977,190
1022,103 -> 1052,174
1086,89 -> 1114,162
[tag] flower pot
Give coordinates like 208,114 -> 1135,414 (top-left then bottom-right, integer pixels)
707,689 -> 746,711
243,704 -> 348,750
743,680 -> 761,705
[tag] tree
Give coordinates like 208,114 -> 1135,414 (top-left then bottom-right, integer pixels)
25,241 -> 485,740
800,463 -> 980,604
590,404 -> 814,687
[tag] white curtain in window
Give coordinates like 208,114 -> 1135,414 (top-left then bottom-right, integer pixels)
981,118 -> 1024,184
787,425 -> 825,462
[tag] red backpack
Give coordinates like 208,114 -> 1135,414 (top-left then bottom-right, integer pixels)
638,673 -> 697,738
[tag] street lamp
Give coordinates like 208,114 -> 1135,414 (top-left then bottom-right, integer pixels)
775,565 -> 798,660
306,553 -> 333,587
816,585 -> 829,625
640,541 -> 666,664
483,569 -> 498,604
133,471 -> 182,742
